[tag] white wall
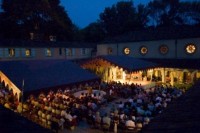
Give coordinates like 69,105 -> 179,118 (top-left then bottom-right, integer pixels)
177,38 -> 200,59
97,38 -> 200,59
0,47 -> 93,60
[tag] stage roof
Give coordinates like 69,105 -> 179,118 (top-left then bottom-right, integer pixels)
143,58 -> 200,70
0,60 -> 99,93
99,55 -> 158,72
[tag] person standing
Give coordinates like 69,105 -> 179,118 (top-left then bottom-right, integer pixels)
113,110 -> 119,133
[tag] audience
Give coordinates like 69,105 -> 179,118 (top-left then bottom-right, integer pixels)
0,80 -> 184,132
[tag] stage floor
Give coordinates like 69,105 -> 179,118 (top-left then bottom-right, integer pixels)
112,79 -> 156,89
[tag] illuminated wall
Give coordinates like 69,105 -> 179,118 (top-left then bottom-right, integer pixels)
0,71 -> 21,101
97,37 -> 200,59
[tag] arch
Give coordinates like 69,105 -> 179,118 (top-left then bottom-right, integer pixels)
0,71 -> 21,101
2,80 -> 5,88
10,88 -> 13,93
6,84 -> 9,90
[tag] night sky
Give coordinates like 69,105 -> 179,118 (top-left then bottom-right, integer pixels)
60,0 -> 196,28
60,0 -> 150,28
0,0 -> 195,28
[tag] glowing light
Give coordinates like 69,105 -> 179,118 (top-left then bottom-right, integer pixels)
186,44 -> 196,54
140,46 -> 148,55
124,47 -> 130,55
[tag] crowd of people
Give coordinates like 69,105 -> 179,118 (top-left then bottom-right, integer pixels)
0,86 -> 18,111
0,80 -> 184,133
84,82 -> 183,132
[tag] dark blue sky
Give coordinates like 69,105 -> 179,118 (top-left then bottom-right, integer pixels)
60,0 -> 150,28
61,0 -> 194,28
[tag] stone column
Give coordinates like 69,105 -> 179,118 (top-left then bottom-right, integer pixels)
170,71 -> 174,86
147,69 -> 153,81
155,70 -> 158,77
161,68 -> 166,83
122,70 -> 126,82
112,67 -> 117,81
191,70 -> 198,83
179,71 -> 184,83
108,67 -> 112,81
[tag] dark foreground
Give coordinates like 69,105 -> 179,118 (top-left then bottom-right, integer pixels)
141,81 -> 200,133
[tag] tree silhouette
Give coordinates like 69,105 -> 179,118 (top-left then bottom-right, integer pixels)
0,0 -> 75,41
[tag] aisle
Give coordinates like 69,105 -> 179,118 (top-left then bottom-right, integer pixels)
59,97 -> 128,133
98,97 -> 128,116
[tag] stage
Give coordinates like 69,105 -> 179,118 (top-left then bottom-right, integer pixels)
111,79 -> 156,89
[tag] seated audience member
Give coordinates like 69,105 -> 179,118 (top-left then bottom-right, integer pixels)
94,111 -> 101,128
102,113 -> 111,130
125,117 -> 136,130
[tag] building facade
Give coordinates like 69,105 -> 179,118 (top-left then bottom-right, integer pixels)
97,37 -> 200,59
0,40 -> 96,61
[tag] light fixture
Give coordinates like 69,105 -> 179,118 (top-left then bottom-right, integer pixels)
160,45 -> 169,55
124,47 -> 130,55
140,46 -> 148,55
186,44 -> 196,54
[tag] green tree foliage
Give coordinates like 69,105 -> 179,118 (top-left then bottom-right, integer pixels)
147,0 -> 183,27
81,22 -> 105,42
98,0 -> 200,39
136,4 -> 149,28
99,1 -> 147,37
147,0 -> 200,27
1,0 -> 200,42
0,0 -> 75,40
100,1 -> 137,36
179,1 -> 200,26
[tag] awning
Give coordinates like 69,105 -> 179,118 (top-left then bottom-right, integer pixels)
97,55 -> 159,72
0,60 -> 99,93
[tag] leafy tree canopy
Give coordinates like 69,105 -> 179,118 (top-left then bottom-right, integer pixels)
0,0 -> 75,41
1,0 -> 200,42
99,1 -> 148,37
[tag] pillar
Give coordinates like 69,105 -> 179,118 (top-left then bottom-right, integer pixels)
179,71 -> 184,83
122,70 -> 126,82
170,71 -> 174,86
191,70 -> 198,83
155,70 -> 158,77
161,68 -> 166,83
112,67 -> 117,81
150,70 -> 153,81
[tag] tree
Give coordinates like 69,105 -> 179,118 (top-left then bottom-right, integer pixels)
136,4 -> 149,28
179,1 -> 200,26
146,0 -> 200,27
99,1 -> 147,37
81,22 -> 105,42
147,0 -> 181,27
99,5 -> 118,36
0,0 -> 75,40
159,0 -> 183,26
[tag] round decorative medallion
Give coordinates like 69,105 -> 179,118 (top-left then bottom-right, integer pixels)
159,45 -> 169,55
123,47 -> 130,55
185,44 -> 196,54
140,46 -> 148,55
